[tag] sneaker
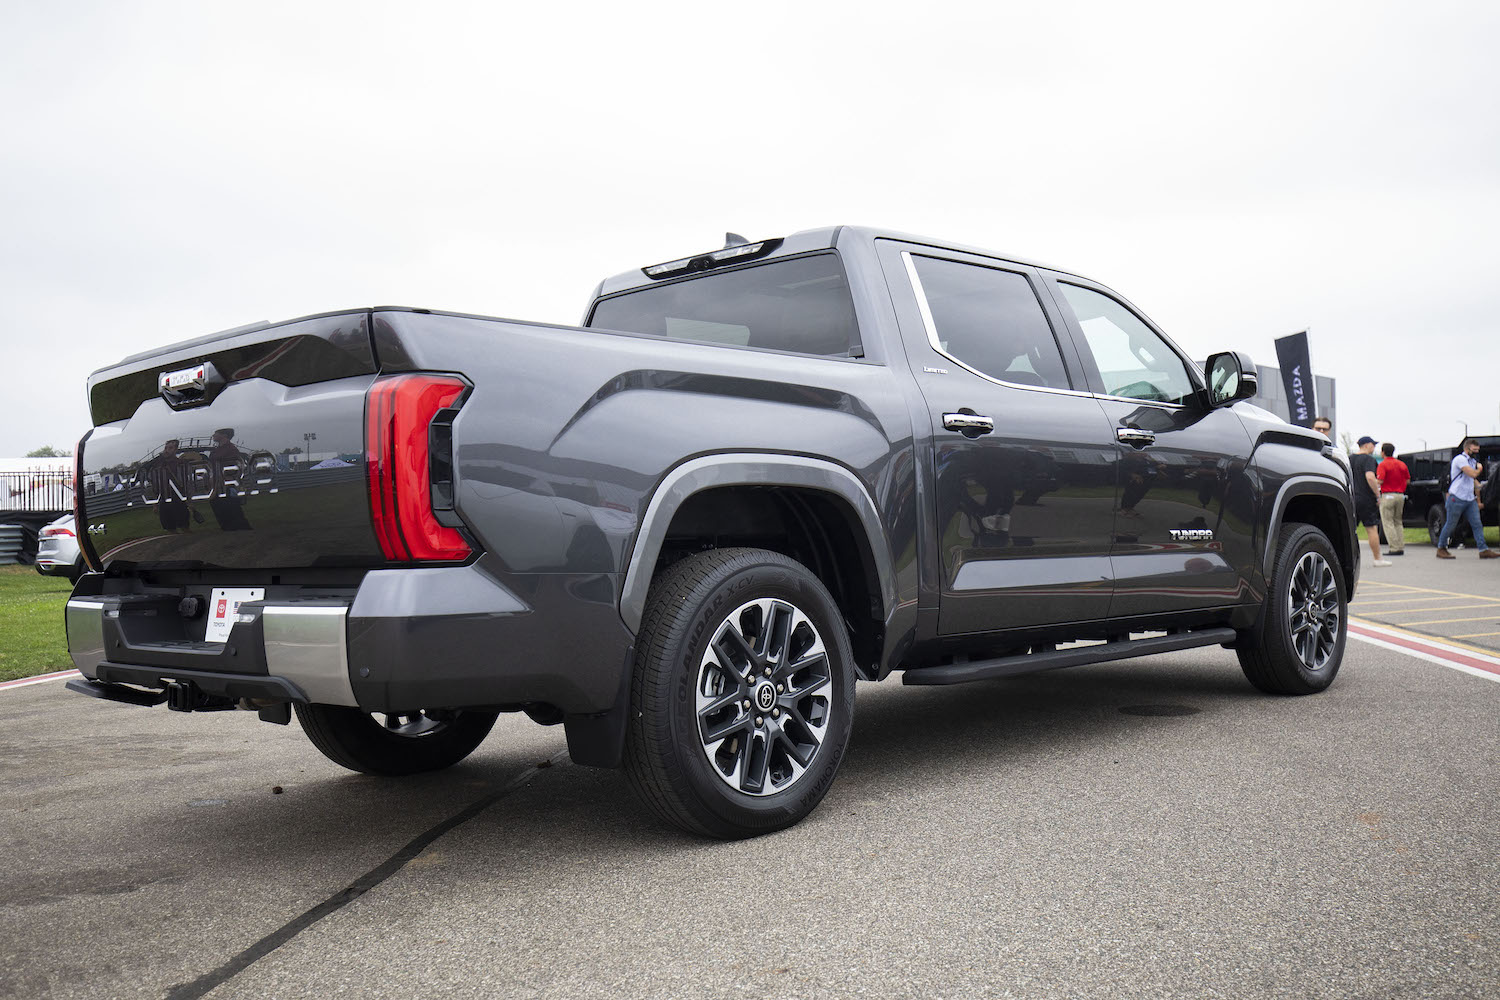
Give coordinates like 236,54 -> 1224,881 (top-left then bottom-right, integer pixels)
1372,559 -> 1393,567
1481,550 -> 1500,560
1436,548 -> 1455,559
1389,550 -> 1404,556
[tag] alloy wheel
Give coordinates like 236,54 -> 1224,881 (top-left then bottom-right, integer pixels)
1286,551 -> 1341,670
695,598 -> 835,796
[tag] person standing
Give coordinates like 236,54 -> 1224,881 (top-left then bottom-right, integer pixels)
1350,436 -> 1389,566
1312,416 -> 1332,439
1376,443 -> 1410,556
1436,438 -> 1496,559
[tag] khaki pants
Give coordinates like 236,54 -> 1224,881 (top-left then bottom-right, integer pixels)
1379,492 -> 1406,552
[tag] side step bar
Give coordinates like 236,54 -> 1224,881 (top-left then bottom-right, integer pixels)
901,628 -> 1239,686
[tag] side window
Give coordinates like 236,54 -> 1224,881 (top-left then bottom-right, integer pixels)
907,255 -> 1071,389
1056,283 -> 1196,405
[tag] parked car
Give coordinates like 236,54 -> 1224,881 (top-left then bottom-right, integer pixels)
64,227 -> 1357,838
34,514 -> 83,581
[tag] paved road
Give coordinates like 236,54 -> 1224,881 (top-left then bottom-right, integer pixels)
1352,543 -> 1500,653
2,634 -> 1497,1000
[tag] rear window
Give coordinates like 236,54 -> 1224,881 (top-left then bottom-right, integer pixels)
588,254 -> 859,357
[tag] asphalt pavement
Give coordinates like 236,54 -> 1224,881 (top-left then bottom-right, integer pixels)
1351,538 -> 1500,653
2,626 -> 1498,999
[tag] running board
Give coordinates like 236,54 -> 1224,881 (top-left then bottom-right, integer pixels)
901,628 -> 1239,686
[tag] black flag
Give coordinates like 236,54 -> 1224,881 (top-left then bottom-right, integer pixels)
1273,331 -> 1317,428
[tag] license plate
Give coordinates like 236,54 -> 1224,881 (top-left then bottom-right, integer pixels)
162,364 -> 206,389
205,588 -> 264,643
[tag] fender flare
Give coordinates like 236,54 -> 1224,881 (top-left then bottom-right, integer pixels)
1263,473 -> 1355,580
618,453 -> 896,634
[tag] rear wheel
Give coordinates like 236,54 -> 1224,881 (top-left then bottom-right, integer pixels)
294,704 -> 498,775
624,547 -> 856,839
1237,523 -> 1347,695
1428,505 -> 1445,547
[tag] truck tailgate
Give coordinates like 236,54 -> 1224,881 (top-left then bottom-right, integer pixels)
79,311 -> 385,572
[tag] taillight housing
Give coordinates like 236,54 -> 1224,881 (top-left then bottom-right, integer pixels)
75,437 -> 101,572
365,373 -> 472,562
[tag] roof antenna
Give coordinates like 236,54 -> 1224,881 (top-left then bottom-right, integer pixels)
724,232 -> 749,248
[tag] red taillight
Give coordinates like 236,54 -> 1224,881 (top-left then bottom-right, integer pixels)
365,373 -> 471,562
42,527 -> 76,538
75,437 -> 101,572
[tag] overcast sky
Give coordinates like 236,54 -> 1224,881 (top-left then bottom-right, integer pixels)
2,1 -> 1496,459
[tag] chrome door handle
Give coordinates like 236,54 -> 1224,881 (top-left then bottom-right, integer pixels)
1116,427 -> 1156,447
943,412 -> 994,436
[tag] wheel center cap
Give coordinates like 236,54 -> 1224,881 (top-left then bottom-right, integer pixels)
754,681 -> 776,712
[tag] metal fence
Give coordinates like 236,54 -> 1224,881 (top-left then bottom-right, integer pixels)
0,471 -> 73,513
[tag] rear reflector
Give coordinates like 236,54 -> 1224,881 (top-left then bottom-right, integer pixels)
365,374 -> 471,562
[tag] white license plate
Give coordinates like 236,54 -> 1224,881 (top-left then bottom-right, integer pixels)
205,588 -> 264,643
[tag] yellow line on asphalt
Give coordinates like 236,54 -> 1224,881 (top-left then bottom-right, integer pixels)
1353,583 -> 1500,600
1399,616 -> 1500,626
1377,603 -> 1500,615
1352,595 -> 1497,606
1350,616 -> 1500,658
1452,632 -> 1500,639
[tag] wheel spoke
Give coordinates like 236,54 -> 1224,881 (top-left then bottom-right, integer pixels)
740,731 -> 771,794
702,712 -> 750,745
713,627 -> 758,677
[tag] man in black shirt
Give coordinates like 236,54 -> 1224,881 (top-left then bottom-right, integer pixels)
1350,436 -> 1389,567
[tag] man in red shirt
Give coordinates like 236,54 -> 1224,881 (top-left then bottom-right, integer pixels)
1376,443 -> 1411,556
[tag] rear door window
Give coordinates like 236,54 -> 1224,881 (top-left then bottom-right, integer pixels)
588,254 -> 859,357
906,255 -> 1072,389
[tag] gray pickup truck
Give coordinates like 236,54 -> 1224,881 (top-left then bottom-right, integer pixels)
66,227 -> 1358,838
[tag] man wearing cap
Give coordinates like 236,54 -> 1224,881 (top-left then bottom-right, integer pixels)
1435,437 -> 1496,560
1350,436 -> 1389,566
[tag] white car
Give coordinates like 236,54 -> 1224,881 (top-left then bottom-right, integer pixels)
34,514 -> 83,582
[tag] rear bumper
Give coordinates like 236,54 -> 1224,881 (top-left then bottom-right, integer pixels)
64,559 -> 635,716
67,597 -> 356,706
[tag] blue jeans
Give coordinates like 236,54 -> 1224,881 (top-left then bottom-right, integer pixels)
1437,496 -> 1488,550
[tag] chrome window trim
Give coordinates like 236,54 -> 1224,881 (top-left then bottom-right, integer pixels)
901,252 -> 1094,400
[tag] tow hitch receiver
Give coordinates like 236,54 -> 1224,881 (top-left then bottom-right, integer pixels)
164,680 -> 235,713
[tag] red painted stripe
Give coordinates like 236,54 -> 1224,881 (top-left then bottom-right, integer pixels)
1348,623 -> 1500,676
0,669 -> 78,690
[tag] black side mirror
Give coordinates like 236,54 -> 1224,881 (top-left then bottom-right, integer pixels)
1205,351 -> 1258,407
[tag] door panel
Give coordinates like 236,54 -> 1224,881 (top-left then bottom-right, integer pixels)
1098,399 -> 1256,614
878,244 -> 1118,634
1038,271 -> 1258,615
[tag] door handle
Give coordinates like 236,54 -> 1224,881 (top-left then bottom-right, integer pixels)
1116,427 -> 1156,447
943,411 -> 995,437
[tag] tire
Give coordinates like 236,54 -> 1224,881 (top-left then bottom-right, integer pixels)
294,704 -> 498,776
624,547 -> 857,839
1237,523 -> 1347,695
1428,505 -> 1445,547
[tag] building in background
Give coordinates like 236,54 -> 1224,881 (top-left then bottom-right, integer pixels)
1249,365 -> 1337,433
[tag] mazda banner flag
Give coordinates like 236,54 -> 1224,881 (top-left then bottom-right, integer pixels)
1273,331 -> 1316,428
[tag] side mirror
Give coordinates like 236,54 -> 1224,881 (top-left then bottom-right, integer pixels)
1205,351 -> 1258,407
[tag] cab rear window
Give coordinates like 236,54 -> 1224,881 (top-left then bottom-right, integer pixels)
588,255 -> 860,358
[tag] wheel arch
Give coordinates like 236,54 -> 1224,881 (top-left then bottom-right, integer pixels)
619,454 -> 896,677
1266,475 -> 1358,595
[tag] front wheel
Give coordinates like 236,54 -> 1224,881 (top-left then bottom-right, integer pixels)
624,548 -> 856,839
295,704 -> 498,775
1236,523 -> 1347,695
